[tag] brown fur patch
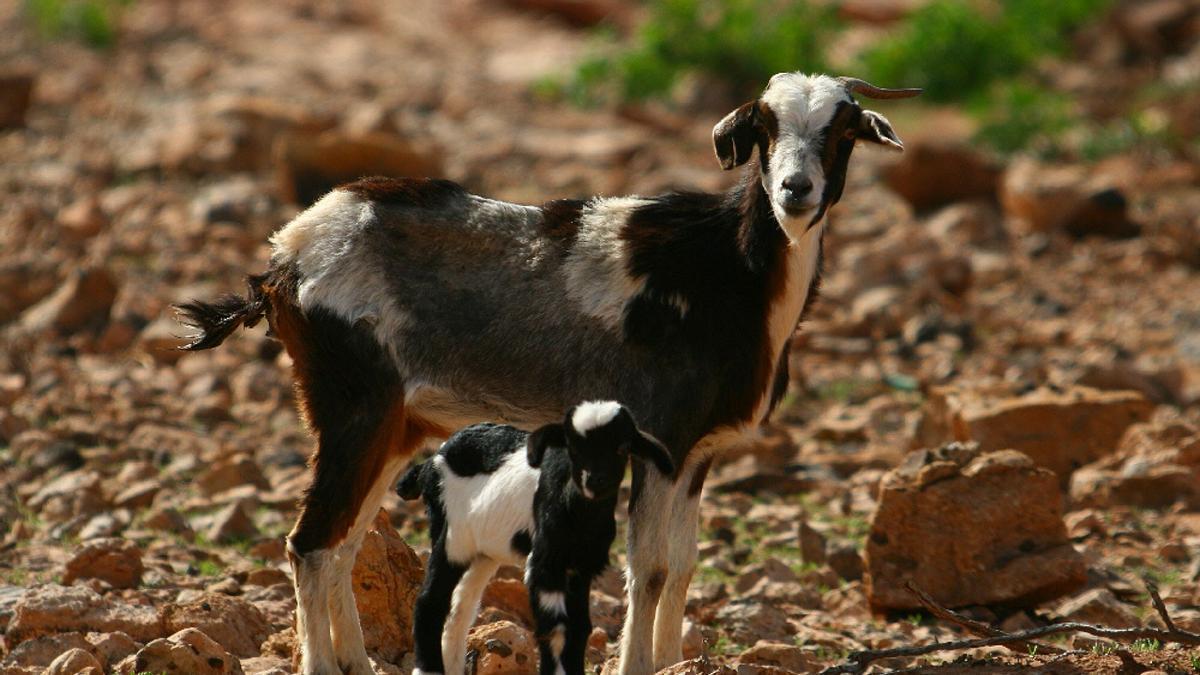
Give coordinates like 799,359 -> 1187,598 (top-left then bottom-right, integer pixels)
538,198 -> 585,244
339,176 -> 466,207
646,568 -> 667,595
686,457 -> 714,497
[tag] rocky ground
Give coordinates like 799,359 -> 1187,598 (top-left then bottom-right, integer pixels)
2,0 -> 1200,673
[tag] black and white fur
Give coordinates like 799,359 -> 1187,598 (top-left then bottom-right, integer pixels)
397,401 -> 673,675
174,72 -> 919,675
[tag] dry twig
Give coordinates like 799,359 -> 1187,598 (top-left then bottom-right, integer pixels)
819,582 -> 1200,675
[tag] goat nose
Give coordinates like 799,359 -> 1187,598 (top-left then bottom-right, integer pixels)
781,174 -> 813,198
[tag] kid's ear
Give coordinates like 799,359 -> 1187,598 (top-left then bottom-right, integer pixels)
631,431 -> 675,477
526,423 -> 566,468
713,100 -> 764,170
857,109 -> 904,152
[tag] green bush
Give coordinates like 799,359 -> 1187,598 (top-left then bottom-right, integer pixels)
24,0 -> 131,48
558,0 -> 842,105
861,0 -> 1112,103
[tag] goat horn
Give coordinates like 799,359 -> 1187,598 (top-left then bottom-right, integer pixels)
839,77 -> 923,100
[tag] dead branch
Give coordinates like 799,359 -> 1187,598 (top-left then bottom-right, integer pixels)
1145,579 -> 1177,633
819,583 -> 1200,675
905,581 -> 1064,656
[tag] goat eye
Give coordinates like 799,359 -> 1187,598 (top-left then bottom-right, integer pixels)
844,128 -> 857,140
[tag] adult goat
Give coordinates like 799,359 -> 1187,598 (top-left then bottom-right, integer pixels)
176,72 -> 920,675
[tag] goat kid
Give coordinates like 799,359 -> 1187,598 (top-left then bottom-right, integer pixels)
398,401 -> 673,675
175,72 -> 920,675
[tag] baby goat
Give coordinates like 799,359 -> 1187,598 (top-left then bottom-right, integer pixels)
397,401 -> 674,675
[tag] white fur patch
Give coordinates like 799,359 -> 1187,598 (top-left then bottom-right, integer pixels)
563,197 -> 651,328
437,450 -> 538,566
550,625 -> 567,670
759,73 -> 854,241
539,591 -> 568,616
268,189 -> 412,356
571,400 -> 622,435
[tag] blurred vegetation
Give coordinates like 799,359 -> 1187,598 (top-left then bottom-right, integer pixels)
541,0 -> 842,105
548,0 -> 1130,157
861,0 -> 1111,103
23,0 -> 130,49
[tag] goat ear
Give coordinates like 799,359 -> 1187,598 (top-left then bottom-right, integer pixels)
526,424 -> 565,468
857,110 -> 904,152
712,101 -> 762,170
631,431 -> 674,477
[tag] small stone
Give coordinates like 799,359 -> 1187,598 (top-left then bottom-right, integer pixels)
206,499 -> 259,544
44,647 -> 102,675
737,640 -> 820,673
1055,588 -> 1140,628
351,509 -> 425,662
132,628 -> 245,675
57,197 -> 108,242
62,538 -> 143,589
0,71 -> 34,129
798,520 -> 827,565
826,543 -> 864,582
19,267 -> 118,335
161,594 -> 269,658
466,621 -> 537,675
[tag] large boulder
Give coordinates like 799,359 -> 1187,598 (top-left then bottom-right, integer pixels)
912,385 -> 1153,486
864,443 -> 1086,611
1001,157 -> 1140,238
351,509 -> 425,663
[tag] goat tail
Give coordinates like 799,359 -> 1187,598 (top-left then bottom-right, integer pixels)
396,462 -> 427,501
174,273 -> 270,351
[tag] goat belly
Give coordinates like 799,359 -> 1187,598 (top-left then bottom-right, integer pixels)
437,450 -> 538,565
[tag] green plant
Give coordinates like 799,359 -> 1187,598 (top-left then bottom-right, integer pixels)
1131,638 -> 1161,652
861,0 -> 1112,103
971,80 -> 1075,155
23,0 -> 131,48
560,0 -> 842,105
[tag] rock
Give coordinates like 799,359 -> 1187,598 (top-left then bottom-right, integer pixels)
206,499 -> 260,544
27,470 -> 106,523
826,543 -> 864,582
500,0 -> 632,28
57,197 -> 108,242
44,647 -> 103,675
197,455 -> 270,496
466,621 -> 538,675
1055,588 -> 1140,628
112,480 -> 160,509
19,267 -> 118,335
1,632 -> 91,670
190,177 -> 272,225
351,509 -> 424,663
482,577 -> 534,627
798,521 -> 827,565
883,141 -> 1002,211
161,594 -> 269,659
131,628 -> 244,675
275,130 -> 443,206
925,201 -> 1007,248
62,538 -> 143,589
656,656 -> 736,675
1069,420 -> 1200,509
864,444 -> 1086,611
137,317 -> 187,364
0,71 -> 34,129
1001,158 -> 1139,238
0,260 -> 59,324
714,598 -> 795,644
737,640 -> 820,673
912,385 -> 1153,485
681,618 -> 703,660
143,506 -> 195,538
6,585 -> 164,646
126,422 -> 219,457
87,631 -> 141,667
